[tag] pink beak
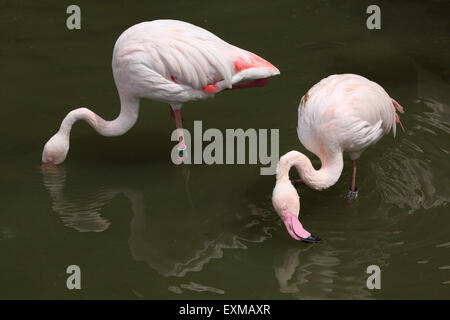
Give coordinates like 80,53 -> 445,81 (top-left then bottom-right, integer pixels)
281,210 -> 321,243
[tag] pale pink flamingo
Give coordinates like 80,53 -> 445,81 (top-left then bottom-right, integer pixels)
42,20 -> 279,164
273,74 -> 405,242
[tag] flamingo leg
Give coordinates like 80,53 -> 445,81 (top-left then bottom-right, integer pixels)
170,105 -> 187,161
169,105 -> 183,121
351,160 -> 357,191
347,160 -> 358,200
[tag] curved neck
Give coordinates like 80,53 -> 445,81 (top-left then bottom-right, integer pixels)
276,150 -> 344,190
58,94 -> 140,137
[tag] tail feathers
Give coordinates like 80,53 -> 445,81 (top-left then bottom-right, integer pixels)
392,99 -> 404,113
201,49 -> 279,93
392,99 -> 405,134
395,113 -> 405,132
232,49 -> 280,83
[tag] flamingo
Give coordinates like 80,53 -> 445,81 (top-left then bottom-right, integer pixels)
272,74 -> 405,242
42,19 -> 280,164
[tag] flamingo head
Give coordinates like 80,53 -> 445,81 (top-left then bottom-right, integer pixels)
272,179 -> 321,243
42,132 -> 69,165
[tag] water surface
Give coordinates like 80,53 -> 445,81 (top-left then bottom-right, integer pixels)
1,0 -> 449,299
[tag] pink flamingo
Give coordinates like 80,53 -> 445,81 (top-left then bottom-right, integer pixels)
272,74 -> 405,242
42,20 -> 279,164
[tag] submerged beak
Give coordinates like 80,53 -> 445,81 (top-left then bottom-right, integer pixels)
281,211 -> 321,243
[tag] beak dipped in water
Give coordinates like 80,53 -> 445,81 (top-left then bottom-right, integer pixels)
281,210 -> 322,243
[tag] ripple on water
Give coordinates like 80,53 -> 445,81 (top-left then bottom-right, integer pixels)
41,162 -> 279,282
130,218 -> 276,278
0,226 -> 15,240
167,285 -> 183,294
179,282 -> 225,294
42,167 -> 113,232
436,242 -> 450,248
128,200 -> 279,279
273,243 -> 378,300
371,67 -> 450,214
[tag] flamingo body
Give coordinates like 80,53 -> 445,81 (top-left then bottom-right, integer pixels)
272,74 -> 404,242
42,19 -> 279,164
298,74 -> 403,163
113,20 -> 279,103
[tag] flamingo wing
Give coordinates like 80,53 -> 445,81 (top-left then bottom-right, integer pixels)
113,20 -> 279,100
298,74 -> 405,157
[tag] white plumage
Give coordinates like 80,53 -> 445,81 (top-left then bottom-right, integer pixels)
113,20 -> 279,101
42,19 -> 279,164
272,74 -> 404,242
298,74 -> 403,162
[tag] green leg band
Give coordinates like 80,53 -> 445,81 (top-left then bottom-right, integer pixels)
178,147 -> 187,158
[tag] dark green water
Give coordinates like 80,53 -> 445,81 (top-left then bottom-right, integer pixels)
1,0 -> 449,299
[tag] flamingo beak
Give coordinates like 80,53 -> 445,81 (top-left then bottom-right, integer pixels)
301,234 -> 322,243
281,211 -> 322,243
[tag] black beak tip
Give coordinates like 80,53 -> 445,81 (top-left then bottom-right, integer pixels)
301,235 -> 322,243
